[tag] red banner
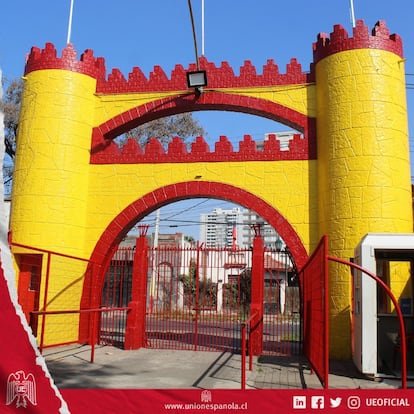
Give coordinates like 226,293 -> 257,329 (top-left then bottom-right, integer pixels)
0,257 -> 68,413
62,389 -> 414,414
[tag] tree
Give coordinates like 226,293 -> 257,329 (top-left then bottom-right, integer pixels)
1,78 -> 21,161
1,78 -> 22,193
180,258 -> 197,308
180,258 -> 217,310
122,113 -> 205,149
1,78 -> 205,192
184,235 -> 196,245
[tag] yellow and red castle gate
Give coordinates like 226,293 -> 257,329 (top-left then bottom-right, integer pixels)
10,20 -> 412,359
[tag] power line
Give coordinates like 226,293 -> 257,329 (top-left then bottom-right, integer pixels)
139,198 -> 240,222
164,198 -> 210,221
142,199 -> 235,223
143,217 -> 254,228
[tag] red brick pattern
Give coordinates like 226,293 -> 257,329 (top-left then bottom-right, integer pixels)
91,133 -> 316,164
24,20 -> 401,89
24,43 -> 106,79
313,20 -> 403,63
24,43 -> 311,90
95,56 -> 312,93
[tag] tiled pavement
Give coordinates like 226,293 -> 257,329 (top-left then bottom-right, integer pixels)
43,345 -> 410,390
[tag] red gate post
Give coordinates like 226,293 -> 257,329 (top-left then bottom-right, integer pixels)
125,227 -> 149,349
250,226 -> 264,355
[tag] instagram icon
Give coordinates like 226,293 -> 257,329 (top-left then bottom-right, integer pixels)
347,396 -> 361,409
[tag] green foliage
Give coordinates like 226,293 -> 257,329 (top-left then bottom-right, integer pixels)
180,259 -> 197,301
1,78 -> 22,193
1,78 -> 22,160
184,235 -> 196,244
180,259 -> 217,308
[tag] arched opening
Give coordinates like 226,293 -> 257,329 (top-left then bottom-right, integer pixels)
85,182 -> 307,296
80,182 -> 308,351
91,91 -> 315,147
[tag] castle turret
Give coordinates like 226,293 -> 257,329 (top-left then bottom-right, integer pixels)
314,21 -> 412,358
12,43 -> 104,255
11,44 -> 105,344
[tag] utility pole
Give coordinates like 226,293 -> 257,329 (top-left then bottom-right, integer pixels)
66,0 -> 75,44
349,0 -> 356,28
149,209 -> 160,313
201,0 -> 205,56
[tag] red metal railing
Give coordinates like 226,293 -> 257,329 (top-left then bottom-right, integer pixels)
11,242 -> 101,347
262,248 -> 301,356
299,234 -> 408,390
145,245 -> 253,352
31,307 -> 131,363
240,311 -> 258,390
328,256 -> 407,389
11,243 -> 93,314
299,235 -> 329,388
103,241 -> 300,355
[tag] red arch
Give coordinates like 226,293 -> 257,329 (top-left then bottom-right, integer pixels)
81,181 -> 308,310
92,91 -> 315,144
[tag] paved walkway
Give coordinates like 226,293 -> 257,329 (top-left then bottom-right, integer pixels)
43,345 -> 410,390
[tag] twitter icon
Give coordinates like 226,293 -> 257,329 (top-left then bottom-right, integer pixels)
330,397 -> 342,408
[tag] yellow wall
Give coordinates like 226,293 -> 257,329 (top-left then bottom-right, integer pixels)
84,160 -> 318,254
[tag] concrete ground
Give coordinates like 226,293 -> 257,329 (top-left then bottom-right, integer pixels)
43,345 -> 411,390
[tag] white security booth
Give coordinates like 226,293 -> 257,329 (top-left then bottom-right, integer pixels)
353,234 -> 414,377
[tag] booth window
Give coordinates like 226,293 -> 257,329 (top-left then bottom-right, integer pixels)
376,251 -> 413,316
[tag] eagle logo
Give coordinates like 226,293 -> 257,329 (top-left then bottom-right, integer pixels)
6,370 -> 37,408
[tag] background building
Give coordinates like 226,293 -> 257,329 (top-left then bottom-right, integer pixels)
199,207 -> 244,248
242,209 -> 281,249
199,206 -> 283,249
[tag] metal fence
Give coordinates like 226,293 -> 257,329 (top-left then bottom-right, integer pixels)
101,242 -> 302,355
299,235 -> 329,388
145,245 -> 250,352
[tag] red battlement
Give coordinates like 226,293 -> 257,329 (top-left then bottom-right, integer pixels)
24,43 -> 311,93
24,20 -> 402,93
24,43 -> 106,79
90,134 -> 316,164
313,20 -> 403,63
95,56 -> 311,93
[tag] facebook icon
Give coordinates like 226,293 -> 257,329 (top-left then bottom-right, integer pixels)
311,396 -> 325,409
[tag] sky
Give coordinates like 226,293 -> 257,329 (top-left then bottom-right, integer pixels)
1,1 -> 413,240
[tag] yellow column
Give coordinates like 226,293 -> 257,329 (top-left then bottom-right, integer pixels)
11,68 -> 96,344
316,47 -> 412,358
12,69 -> 96,255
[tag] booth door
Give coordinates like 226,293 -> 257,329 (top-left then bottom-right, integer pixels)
376,252 -> 414,375
17,254 -> 42,336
